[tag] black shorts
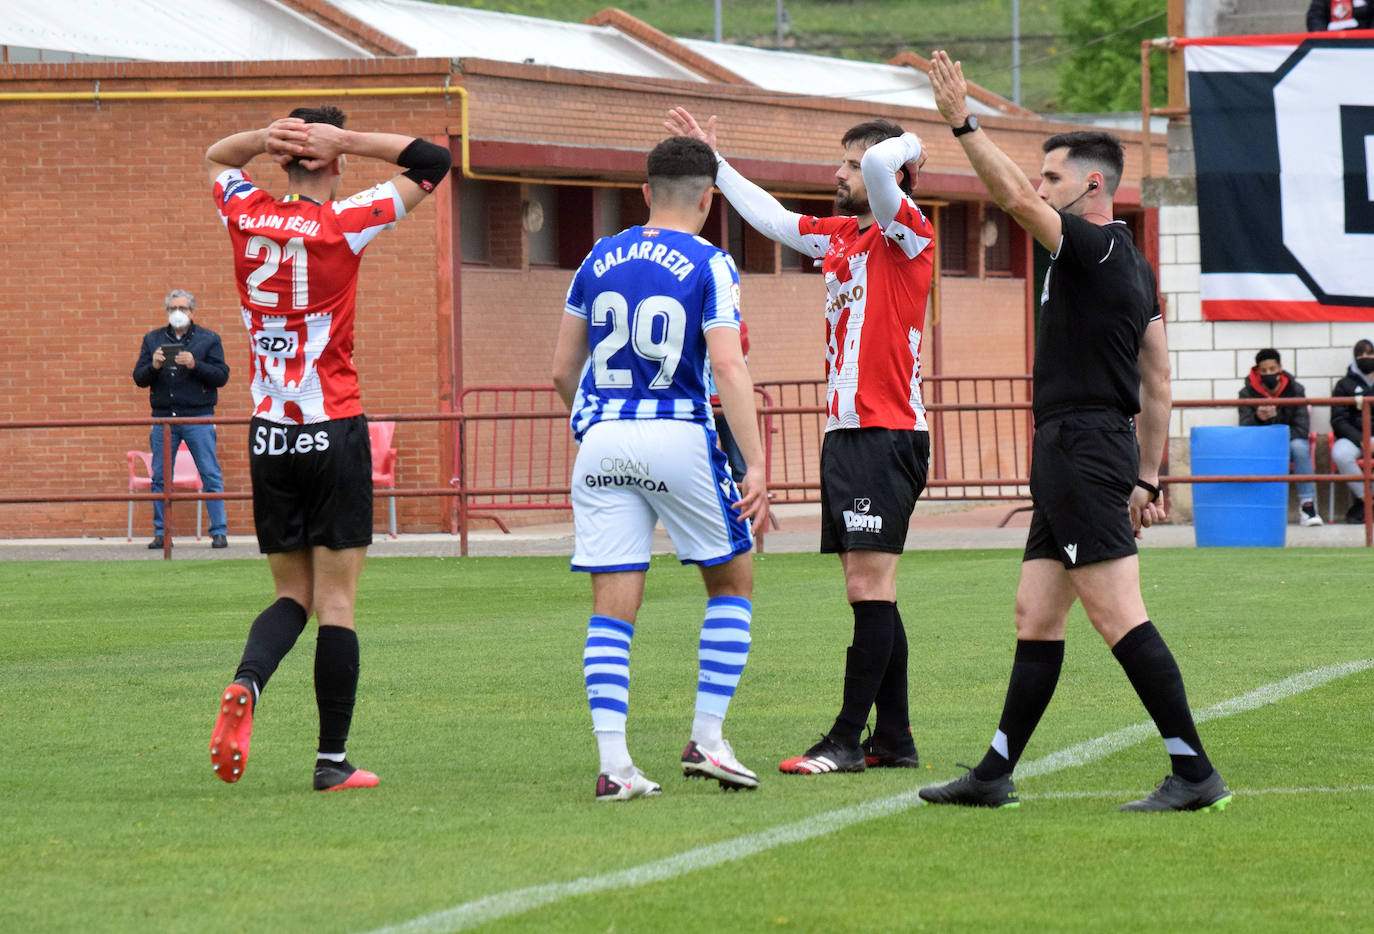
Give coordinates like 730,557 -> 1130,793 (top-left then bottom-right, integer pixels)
249,415 -> 373,553
820,428 -> 930,554
1023,411 -> 1138,569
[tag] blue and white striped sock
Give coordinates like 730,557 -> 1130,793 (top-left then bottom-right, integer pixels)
692,596 -> 752,743
584,615 -> 634,775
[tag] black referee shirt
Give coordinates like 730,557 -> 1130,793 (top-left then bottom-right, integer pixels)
1032,211 -> 1159,422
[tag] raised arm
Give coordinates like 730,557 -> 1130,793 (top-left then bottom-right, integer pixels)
665,107 -> 813,254
927,52 -> 1062,251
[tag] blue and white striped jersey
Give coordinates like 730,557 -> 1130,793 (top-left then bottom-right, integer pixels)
564,226 -> 742,442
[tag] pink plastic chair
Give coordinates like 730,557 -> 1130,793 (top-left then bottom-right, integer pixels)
368,421 -> 399,538
127,445 -> 203,541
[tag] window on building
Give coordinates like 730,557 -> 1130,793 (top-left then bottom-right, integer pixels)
525,185 -> 559,266
940,202 -> 970,276
595,187 -> 622,241
459,179 -> 490,264
983,205 -> 1013,276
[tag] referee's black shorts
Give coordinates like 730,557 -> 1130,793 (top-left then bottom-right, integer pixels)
819,427 -> 930,554
249,415 -> 373,554
1023,410 -> 1138,569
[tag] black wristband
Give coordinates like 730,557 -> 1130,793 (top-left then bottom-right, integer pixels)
1135,478 -> 1160,503
397,138 -> 452,192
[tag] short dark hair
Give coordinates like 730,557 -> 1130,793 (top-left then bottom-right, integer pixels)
842,119 -> 913,196
646,136 -> 717,205
1255,348 -> 1281,366
1042,130 -> 1124,195
285,105 -> 346,177
1356,339 -> 1374,357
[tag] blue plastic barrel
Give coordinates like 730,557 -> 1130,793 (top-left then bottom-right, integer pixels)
1190,425 -> 1289,547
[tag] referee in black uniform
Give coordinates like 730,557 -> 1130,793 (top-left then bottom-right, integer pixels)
919,51 -> 1231,812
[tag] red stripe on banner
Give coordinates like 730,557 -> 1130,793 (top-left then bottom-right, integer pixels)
1203,300 -> 1374,321
1175,30 -> 1374,47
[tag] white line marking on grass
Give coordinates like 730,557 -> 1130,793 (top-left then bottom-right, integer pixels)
1031,785 -> 1374,801
359,658 -> 1373,934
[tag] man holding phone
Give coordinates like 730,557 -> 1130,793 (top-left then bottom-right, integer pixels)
132,288 -> 231,548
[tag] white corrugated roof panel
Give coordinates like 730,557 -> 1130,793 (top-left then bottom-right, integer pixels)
678,38 -> 1001,116
2,0 -> 372,62
330,0 -> 705,81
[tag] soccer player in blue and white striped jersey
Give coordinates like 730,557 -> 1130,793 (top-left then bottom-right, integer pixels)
552,136 -> 770,802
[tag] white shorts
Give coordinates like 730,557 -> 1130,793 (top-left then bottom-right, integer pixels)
570,419 -> 753,572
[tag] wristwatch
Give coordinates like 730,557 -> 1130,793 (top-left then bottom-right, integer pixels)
952,114 -> 979,137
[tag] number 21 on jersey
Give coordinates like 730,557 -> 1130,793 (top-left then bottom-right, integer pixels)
245,235 -> 309,309
590,291 -> 686,391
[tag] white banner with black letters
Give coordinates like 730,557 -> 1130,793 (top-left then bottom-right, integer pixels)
1182,32 -> 1374,320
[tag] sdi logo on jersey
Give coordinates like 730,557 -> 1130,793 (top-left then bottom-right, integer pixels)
843,497 -> 882,532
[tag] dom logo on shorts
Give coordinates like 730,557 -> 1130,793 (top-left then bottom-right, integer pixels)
843,497 -> 882,533
253,425 -> 330,456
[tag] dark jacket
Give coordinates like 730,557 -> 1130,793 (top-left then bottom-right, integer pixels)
1307,0 -> 1373,30
1331,363 -> 1374,445
1238,367 -> 1309,440
132,323 -> 230,416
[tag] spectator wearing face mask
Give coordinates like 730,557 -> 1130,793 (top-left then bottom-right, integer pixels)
1238,348 -> 1322,526
132,288 -> 231,548
1331,339 -> 1374,523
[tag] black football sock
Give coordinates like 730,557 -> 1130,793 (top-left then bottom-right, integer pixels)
1112,621 -> 1213,782
829,601 -> 896,747
234,597 -> 309,703
974,639 -> 1064,780
872,605 -> 912,745
315,624 -> 360,756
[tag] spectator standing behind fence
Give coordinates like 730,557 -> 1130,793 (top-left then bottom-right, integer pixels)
1307,0 -> 1372,31
1238,349 -> 1322,527
131,289 -> 231,549
1330,339 -> 1374,523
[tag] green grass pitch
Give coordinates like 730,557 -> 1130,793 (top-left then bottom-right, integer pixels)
1,549 -> 1371,933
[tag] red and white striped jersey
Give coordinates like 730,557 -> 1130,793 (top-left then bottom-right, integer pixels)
212,168 -> 405,424
796,200 -> 935,432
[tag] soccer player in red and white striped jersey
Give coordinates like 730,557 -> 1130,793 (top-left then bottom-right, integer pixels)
204,108 -> 449,792
667,107 -> 936,776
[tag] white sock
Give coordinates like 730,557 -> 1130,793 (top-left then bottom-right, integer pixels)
595,730 -> 633,777
691,711 -> 724,747
317,750 -> 346,763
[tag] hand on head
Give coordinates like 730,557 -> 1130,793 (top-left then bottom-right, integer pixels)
664,107 -> 718,151
266,118 -> 345,171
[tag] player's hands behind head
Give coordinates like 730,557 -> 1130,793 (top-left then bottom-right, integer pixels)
267,119 -> 349,171
664,107 -> 718,152
264,117 -> 309,166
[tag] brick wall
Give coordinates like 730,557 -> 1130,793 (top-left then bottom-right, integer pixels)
0,55 -> 1156,538
0,60 -> 458,538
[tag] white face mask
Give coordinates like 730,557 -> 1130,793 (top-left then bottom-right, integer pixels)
168,310 -> 191,330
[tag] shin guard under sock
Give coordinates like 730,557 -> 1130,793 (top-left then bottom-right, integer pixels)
829,601 -> 896,746
315,625 -> 360,756
872,605 -> 911,742
974,639 -> 1064,780
234,597 -> 308,700
1112,621 -> 1212,782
